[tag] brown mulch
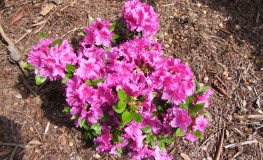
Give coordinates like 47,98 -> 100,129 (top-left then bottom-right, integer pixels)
0,0 -> 262,159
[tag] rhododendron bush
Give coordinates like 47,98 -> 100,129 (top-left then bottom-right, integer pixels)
24,0 -> 213,159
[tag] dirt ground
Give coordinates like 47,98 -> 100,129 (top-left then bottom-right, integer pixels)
0,0 -> 262,159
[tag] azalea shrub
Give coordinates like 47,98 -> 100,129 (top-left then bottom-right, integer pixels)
24,0 -> 213,159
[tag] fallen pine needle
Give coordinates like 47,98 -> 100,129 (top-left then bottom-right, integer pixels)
214,120 -> 225,160
233,114 -> 263,120
224,140 -> 258,149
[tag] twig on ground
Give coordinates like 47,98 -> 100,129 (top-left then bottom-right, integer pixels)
9,145 -> 18,160
14,29 -> 32,44
60,27 -> 82,38
30,122 -> 43,143
34,6 -> 59,34
214,120 -> 225,160
21,77 -> 37,96
0,142 -> 28,149
0,18 -> 29,76
162,4 -> 174,7
224,140 -> 258,149
192,134 -> 215,155
233,114 -> 263,120
215,75 -> 226,88
13,110 -> 31,119
13,111 -> 43,142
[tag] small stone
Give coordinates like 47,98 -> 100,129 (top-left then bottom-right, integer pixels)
68,141 -> 74,147
13,102 -> 18,106
30,126 -> 34,132
164,44 -> 170,48
235,24 -> 241,30
197,3 -> 201,7
15,93 -> 22,99
203,10 -> 207,14
50,0 -> 64,5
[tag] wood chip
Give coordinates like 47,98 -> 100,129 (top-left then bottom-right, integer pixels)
180,153 -> 191,160
10,9 -> 25,26
28,137 -> 42,145
40,3 -> 56,16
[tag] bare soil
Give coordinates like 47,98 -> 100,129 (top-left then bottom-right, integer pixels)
0,0 -> 262,159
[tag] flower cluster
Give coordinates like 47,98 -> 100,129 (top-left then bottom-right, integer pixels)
28,38 -> 77,81
122,0 -> 159,38
26,0 -> 213,159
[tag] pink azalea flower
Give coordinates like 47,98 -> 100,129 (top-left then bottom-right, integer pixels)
82,18 -> 113,47
28,38 -> 77,80
171,107 -> 192,131
183,131 -> 197,142
153,147 -> 173,160
94,126 -> 113,152
74,57 -> 101,80
122,0 -> 159,38
192,115 -> 208,132
196,88 -> 214,108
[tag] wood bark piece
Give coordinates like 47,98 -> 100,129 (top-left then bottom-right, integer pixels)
0,19 -> 29,76
214,120 -> 225,160
234,114 -> 263,120
0,21 -> 21,62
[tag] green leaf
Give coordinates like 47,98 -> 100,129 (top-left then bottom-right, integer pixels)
86,80 -> 92,86
186,96 -> 193,105
158,140 -> 165,151
116,20 -> 127,29
39,32 -> 48,39
111,130 -> 119,143
175,128 -> 186,137
49,39 -> 62,49
191,130 -> 203,139
142,126 -> 152,134
145,135 -> 152,143
189,103 -> 205,115
194,79 -> 199,92
115,147 -> 122,157
122,111 -> 132,124
84,130 -> 94,140
152,92 -> 157,98
62,106 -> 70,113
159,136 -> 174,144
113,105 -> 125,113
78,31 -> 86,36
108,22 -> 116,31
179,103 -> 188,109
91,123 -> 102,135
35,73 -> 47,85
94,78 -> 106,87
66,64 -> 76,73
78,118 -> 85,128
71,115 -> 77,120
99,112 -> 111,121
62,73 -> 72,84
23,62 -> 36,70
150,137 -> 156,148
111,130 -> 123,143
83,122 -> 89,130
89,16 -> 95,24
198,86 -> 211,95
132,112 -> 142,122
118,89 -> 127,101
113,34 -> 119,40
118,100 -> 126,109
138,95 -> 146,102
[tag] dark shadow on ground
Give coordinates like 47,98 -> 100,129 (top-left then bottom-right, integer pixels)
0,116 -> 24,160
200,0 -> 263,70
